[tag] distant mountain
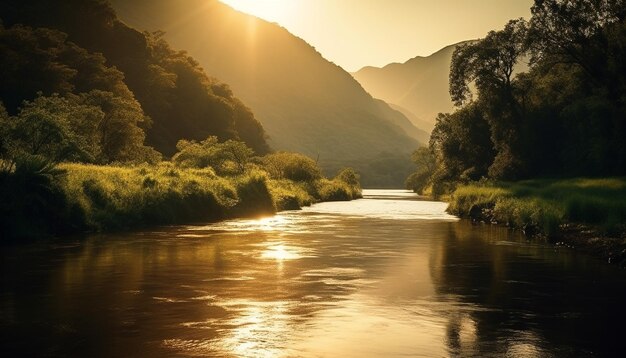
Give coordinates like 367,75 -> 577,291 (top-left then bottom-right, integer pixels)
352,42 -> 471,131
110,0 -> 422,182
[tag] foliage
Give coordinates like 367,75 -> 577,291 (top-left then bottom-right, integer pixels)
319,167 -> 363,201
172,136 -> 254,175
335,167 -> 361,190
232,171 -> 276,217
0,93 -> 160,165
0,156 -> 362,240
0,0 -> 270,156
411,0 -> 626,194
137,32 -> 270,155
429,103 -> 495,183
449,178 -> 626,237
58,163 -> 235,231
261,152 -> 322,182
315,179 -> 354,202
450,19 -> 529,107
0,155 -> 78,240
266,179 -> 314,211
0,24 -> 133,113
405,147 -> 436,195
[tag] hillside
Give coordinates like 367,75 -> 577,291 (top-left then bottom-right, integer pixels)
110,0 -> 422,185
0,0 -> 270,156
352,42 -> 469,131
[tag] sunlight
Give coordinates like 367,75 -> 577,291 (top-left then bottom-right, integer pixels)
219,0 -> 298,24
261,244 -> 300,260
256,216 -> 287,230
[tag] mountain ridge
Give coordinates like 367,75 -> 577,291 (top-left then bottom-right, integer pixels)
110,0 -> 423,184
352,41 -> 473,131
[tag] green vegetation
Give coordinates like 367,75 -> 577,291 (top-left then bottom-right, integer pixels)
449,178 -> 626,237
0,150 -> 361,242
106,0 -> 423,188
0,0 -> 270,156
0,0 -> 362,243
404,1 -> 626,245
408,0 -> 626,195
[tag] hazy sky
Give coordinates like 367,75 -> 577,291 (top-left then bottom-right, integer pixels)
220,0 -> 533,72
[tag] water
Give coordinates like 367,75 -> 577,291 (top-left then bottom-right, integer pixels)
1,189 -> 625,357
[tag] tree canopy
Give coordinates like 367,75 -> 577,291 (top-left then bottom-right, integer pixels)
0,0 -> 270,159
410,0 -> 626,194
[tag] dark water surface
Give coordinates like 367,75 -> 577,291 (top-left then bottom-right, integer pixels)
2,190 -> 625,357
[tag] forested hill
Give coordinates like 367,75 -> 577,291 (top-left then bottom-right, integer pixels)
109,0 -> 422,183
0,0 -> 270,156
352,42 -> 469,131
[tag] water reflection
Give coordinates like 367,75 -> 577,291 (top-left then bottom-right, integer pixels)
1,190 -> 625,357
430,222 -> 626,357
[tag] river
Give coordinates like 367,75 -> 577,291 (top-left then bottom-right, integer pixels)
1,189 -> 625,357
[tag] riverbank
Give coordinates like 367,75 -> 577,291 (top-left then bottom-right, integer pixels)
447,178 -> 626,265
0,161 -> 361,242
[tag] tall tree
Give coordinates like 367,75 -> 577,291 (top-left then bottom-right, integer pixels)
450,19 -> 530,179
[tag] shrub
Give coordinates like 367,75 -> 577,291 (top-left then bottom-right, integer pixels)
316,179 -> 352,201
232,172 -> 275,217
261,152 -> 322,182
267,179 -> 314,211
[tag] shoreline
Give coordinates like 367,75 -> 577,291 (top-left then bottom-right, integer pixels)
456,202 -> 626,267
444,178 -> 626,267
1,163 -> 362,244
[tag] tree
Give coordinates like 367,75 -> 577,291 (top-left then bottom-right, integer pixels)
335,168 -> 360,187
261,152 -> 322,182
78,90 -> 159,163
172,136 -> 254,175
405,147 -> 436,194
0,93 -> 159,165
0,1 -> 271,157
220,140 -> 254,173
3,95 -> 94,163
450,19 -> 530,179
0,25 -> 133,114
529,0 -> 626,84
450,19 -> 529,106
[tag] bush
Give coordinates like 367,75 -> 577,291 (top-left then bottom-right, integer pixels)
261,152 -> 322,182
266,179 -> 314,211
0,158 -> 362,240
334,167 -> 362,198
59,163 -> 236,231
0,155 -> 81,241
316,179 -> 354,202
232,171 -> 275,217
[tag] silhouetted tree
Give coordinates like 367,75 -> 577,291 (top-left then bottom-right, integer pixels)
450,19 -> 530,179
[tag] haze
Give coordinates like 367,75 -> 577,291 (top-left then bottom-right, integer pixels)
220,0 -> 533,71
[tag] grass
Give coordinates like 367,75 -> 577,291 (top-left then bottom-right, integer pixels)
448,178 -> 626,237
1,161 -> 362,241
60,162 -> 238,230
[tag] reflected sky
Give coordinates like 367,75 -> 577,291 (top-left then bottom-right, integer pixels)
1,190 -> 626,357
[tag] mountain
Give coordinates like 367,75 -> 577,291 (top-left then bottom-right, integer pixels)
0,0 -> 270,156
109,0 -> 422,183
352,42 -> 471,131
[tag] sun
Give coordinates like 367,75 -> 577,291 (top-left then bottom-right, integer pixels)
219,0 -> 297,24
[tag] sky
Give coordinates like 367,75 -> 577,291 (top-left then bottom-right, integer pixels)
219,0 -> 533,72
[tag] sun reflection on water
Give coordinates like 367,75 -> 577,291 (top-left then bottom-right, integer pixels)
261,244 -> 301,260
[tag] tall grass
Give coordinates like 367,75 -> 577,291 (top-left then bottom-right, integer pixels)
449,178 -> 626,236
60,163 -> 237,230
1,161 -> 363,241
